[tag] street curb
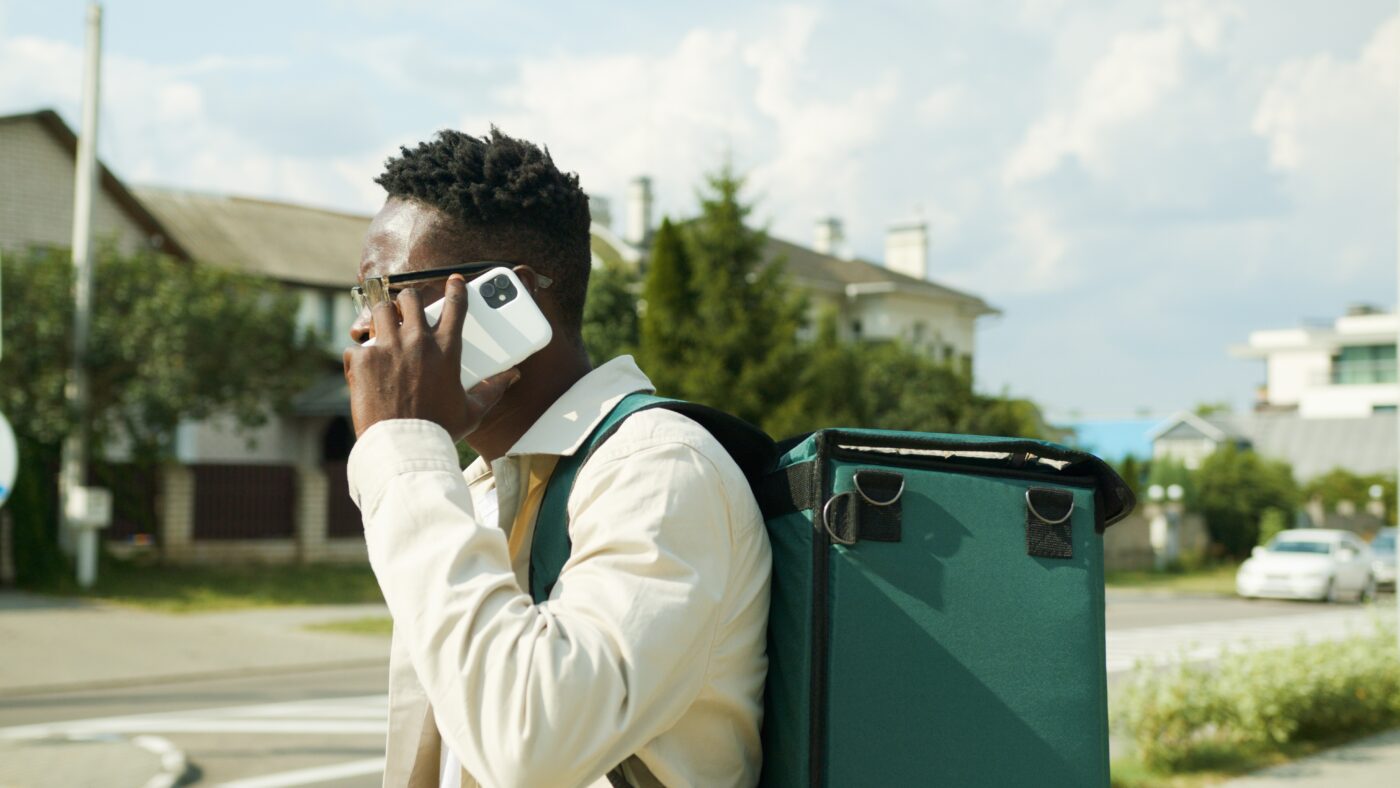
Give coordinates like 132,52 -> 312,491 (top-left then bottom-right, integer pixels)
0,657 -> 388,699
132,735 -> 191,788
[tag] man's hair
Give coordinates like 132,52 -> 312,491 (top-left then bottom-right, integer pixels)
375,128 -> 592,333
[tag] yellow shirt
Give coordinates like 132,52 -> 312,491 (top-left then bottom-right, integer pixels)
349,356 -> 772,787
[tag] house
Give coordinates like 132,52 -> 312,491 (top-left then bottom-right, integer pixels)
1229,304 -> 1397,417
1147,306 -> 1398,481
2,108 -> 1002,564
1149,411 -> 1253,470
592,177 -> 999,377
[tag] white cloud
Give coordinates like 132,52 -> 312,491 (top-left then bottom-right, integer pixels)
1002,0 -> 1236,185
456,4 -> 901,243
0,33 -> 387,214
1253,13 -> 1398,175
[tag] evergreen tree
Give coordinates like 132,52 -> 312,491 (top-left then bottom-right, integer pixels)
636,218 -> 696,394
673,165 -> 807,431
581,258 -> 640,364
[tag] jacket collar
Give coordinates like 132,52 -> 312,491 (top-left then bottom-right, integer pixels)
464,355 -> 654,481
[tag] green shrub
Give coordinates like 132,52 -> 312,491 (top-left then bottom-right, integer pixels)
1115,621 -> 1400,772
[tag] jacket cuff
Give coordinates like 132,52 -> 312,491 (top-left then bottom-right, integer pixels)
347,419 -> 461,514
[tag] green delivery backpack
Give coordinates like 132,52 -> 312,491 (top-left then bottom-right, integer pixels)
529,393 -> 1136,787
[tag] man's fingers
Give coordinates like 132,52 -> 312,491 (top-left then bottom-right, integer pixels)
437,274 -> 469,355
396,287 -> 429,335
370,299 -> 400,345
466,368 -> 522,410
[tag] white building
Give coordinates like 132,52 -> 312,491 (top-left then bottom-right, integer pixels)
1229,305 -> 1398,418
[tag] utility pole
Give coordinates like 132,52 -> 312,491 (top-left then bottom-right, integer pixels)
63,3 -> 110,589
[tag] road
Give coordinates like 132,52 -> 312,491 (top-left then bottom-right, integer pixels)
0,592 -> 1391,787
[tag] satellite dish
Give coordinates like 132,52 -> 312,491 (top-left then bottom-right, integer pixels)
0,410 -> 16,508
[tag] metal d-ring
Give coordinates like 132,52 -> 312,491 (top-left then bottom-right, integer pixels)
1025,489 -> 1074,525
853,470 -> 904,507
822,493 -> 859,546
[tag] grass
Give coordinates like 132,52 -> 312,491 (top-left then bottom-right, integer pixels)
305,615 -> 394,637
31,557 -> 384,613
1104,562 -> 1239,596
1111,735 -> 1366,787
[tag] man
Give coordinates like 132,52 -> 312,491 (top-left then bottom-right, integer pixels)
343,128 -> 771,788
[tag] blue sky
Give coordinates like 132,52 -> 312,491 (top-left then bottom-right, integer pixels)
1,1 -> 1395,418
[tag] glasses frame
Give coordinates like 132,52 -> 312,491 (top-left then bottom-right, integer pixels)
351,262 -> 553,316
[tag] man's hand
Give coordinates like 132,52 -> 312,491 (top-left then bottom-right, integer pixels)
343,274 -> 520,440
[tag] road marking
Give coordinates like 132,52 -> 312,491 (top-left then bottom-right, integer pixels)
214,757 -> 386,787
0,694 -> 387,740
1106,606 -> 1382,674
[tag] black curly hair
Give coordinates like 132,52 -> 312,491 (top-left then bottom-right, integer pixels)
375,128 -> 593,333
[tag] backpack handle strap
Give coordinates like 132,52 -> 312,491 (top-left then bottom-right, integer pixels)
528,392 -> 775,603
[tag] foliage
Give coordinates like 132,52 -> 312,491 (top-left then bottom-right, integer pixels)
1304,468 -> 1396,523
1115,455 -> 1146,502
1257,507 -> 1289,546
636,166 -> 808,432
1145,456 -> 1194,505
0,245 -> 329,584
1115,622 -> 1400,773
0,245 -> 327,461
619,163 -> 1057,441
1193,445 -> 1298,558
636,218 -> 696,394
581,257 -> 640,365
1192,401 -> 1232,417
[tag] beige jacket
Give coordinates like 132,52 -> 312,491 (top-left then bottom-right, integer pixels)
348,356 -> 771,788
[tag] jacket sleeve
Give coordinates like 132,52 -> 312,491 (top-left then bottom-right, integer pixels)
348,418 -> 732,788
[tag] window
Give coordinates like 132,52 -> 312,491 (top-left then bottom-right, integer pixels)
1331,344 -> 1397,385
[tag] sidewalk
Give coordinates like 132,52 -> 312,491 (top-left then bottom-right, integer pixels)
0,591 -> 390,696
0,591 -> 391,787
1221,729 -> 1400,787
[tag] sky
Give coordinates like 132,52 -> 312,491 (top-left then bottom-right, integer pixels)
1,0 -> 1395,419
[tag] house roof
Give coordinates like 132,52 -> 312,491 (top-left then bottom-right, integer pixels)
1244,412 -> 1397,481
1148,411 -> 1250,443
0,109 -> 191,260
764,236 -> 999,316
133,187 -> 368,288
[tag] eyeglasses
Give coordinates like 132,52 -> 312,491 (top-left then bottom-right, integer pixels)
350,262 -> 553,318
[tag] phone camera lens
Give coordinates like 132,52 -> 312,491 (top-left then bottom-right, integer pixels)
493,275 -> 510,289
480,282 -> 497,299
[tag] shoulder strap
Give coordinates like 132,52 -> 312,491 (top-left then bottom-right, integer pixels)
528,392 -> 774,603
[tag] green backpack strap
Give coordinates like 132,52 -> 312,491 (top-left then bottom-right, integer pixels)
528,392 -> 776,603
529,392 -> 677,603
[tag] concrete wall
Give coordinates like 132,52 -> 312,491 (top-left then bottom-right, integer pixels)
0,118 -> 151,256
1102,511 -> 1210,572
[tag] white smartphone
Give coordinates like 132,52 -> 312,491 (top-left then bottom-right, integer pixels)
365,266 -> 553,390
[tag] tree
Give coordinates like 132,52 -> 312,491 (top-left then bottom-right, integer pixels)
1194,445 -> 1299,559
636,218 -> 696,393
1303,468 -> 1396,523
581,258 -> 640,365
638,165 -> 808,432
0,245 -> 328,582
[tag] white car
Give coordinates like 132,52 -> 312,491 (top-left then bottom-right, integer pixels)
1236,529 -> 1375,602
1372,527 -> 1396,589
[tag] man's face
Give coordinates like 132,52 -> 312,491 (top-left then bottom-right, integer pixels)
350,197 -> 465,345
